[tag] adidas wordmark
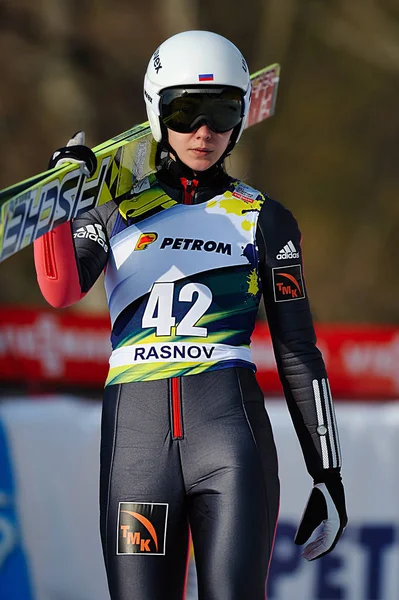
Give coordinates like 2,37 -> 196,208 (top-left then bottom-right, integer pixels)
73,224 -> 108,253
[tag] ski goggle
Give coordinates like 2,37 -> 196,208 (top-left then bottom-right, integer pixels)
160,86 -> 244,134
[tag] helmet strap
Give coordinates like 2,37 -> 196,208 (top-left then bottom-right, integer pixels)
157,136 -> 197,179
219,124 -> 241,162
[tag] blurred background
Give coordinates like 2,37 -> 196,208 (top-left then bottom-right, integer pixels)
1,0 -> 399,322
1,1 -> 399,599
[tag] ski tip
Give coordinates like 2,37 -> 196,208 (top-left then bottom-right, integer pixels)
246,63 -> 281,129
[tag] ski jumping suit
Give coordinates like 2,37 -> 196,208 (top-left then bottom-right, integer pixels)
34,158 -> 342,600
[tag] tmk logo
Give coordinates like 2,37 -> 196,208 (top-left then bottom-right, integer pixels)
120,518 -> 155,552
272,265 -> 305,302
275,277 -> 301,298
153,48 -> 162,74
73,224 -> 108,252
118,502 -> 168,555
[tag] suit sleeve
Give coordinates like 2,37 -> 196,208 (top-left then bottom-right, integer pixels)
34,207 -> 110,308
256,198 -> 342,480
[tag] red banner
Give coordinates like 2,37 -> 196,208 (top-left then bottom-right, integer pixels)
0,307 -> 397,399
252,323 -> 399,400
0,307 -> 110,387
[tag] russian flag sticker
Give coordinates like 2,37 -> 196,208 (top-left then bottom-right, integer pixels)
198,74 -> 214,81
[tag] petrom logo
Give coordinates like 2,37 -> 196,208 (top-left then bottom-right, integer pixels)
117,502 -> 168,555
134,232 -> 158,251
160,237 -> 232,255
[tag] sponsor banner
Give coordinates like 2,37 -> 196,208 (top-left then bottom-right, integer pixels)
0,306 -> 110,386
252,323 -> 399,399
0,399 -> 399,599
1,306 -> 399,398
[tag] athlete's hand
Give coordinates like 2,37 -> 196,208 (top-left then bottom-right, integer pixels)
48,131 -> 97,177
294,471 -> 347,561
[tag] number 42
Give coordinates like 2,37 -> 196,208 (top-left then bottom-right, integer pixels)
142,282 -> 212,337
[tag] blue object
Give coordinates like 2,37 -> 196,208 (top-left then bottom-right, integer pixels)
0,418 -> 33,599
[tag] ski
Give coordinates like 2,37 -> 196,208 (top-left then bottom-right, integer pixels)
0,63 -> 280,263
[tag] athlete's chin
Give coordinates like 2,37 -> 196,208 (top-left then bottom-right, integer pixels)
185,155 -> 218,172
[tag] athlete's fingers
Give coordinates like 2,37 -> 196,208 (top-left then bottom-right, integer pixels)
66,131 -> 86,147
294,486 -> 325,545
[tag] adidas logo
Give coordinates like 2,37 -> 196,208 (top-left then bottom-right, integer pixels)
276,240 -> 299,260
73,224 -> 108,253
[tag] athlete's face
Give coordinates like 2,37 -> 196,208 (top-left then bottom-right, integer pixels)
167,125 -> 233,172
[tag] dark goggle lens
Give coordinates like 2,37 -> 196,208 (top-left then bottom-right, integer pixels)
160,87 -> 243,134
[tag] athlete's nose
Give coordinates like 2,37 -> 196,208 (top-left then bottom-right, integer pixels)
194,124 -> 212,139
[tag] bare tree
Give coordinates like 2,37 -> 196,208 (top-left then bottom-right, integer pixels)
156,0 -> 198,37
38,0 -> 92,132
307,0 -> 399,73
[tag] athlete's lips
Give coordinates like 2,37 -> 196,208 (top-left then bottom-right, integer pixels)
191,147 -> 212,154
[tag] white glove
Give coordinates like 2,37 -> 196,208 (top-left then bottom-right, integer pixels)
295,475 -> 347,561
48,131 -> 97,177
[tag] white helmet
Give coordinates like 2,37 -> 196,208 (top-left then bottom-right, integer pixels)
144,30 -> 251,144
